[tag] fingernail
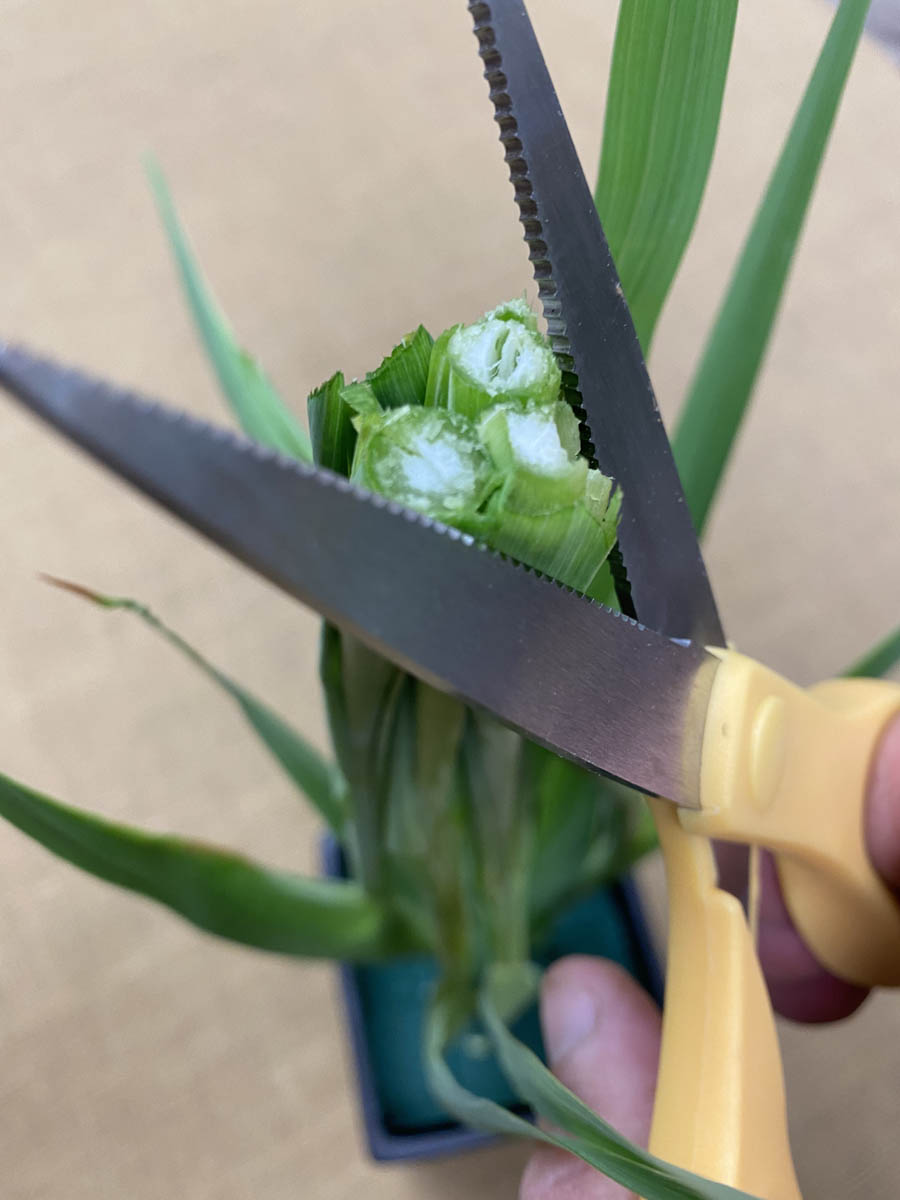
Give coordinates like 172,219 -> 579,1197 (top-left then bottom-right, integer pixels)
543,985 -> 598,1065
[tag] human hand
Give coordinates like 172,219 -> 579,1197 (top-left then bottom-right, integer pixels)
520,956 -> 661,1200
521,713 -> 900,1198
751,711 -> 900,1022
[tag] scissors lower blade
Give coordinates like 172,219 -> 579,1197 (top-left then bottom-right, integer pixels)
0,341 -> 718,806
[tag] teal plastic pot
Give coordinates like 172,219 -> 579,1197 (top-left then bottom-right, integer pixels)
322,838 -> 663,1161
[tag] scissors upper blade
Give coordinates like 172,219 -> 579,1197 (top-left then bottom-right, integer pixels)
0,341 -> 718,805
468,1 -> 723,645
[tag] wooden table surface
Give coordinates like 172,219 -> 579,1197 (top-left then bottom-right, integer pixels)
1,2 -> 898,1196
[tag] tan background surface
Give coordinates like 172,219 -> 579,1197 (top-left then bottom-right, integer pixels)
1,2 -> 898,1196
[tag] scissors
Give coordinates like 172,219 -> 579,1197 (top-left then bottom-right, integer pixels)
2,3 -> 898,1196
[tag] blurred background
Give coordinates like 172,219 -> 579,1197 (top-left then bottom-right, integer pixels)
1,2 -> 898,1196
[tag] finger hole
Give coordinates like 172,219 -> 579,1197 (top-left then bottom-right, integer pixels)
755,852 -> 868,1022
866,712 -> 900,893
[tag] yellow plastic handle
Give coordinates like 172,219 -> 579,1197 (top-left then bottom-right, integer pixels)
680,650 -> 900,987
649,653 -> 900,1197
649,801 -> 802,1199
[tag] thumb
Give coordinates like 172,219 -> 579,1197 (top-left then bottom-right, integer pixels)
520,956 -> 661,1200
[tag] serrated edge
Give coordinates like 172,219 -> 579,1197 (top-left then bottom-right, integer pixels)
0,339 -> 659,638
467,1 -> 597,466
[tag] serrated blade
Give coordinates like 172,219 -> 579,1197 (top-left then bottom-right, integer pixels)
467,0 -> 724,646
0,342 -> 718,806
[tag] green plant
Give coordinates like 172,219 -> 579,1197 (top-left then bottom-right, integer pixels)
1,2 -> 895,1196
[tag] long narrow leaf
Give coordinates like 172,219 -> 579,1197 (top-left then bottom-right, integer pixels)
844,624 -> 900,678
423,984 -> 541,1138
145,156 -> 313,462
595,0 -> 737,349
673,0 -> 871,533
423,984 -> 756,1200
45,578 -> 346,834
481,973 -> 758,1200
0,772 -> 406,961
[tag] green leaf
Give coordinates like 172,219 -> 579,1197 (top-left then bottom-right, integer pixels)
340,379 -> 382,418
673,0 -> 871,534
307,370 -> 357,476
424,983 -> 539,1138
525,750 -> 652,928
482,480 -> 621,599
423,983 -> 757,1200
480,973 -> 759,1199
0,771 -> 404,961
844,624 -> 900,679
329,632 -> 406,891
366,325 -> 434,409
145,155 -> 313,462
45,578 -> 346,834
375,677 -> 469,960
319,624 -> 353,800
526,746 -> 604,921
460,711 -> 533,964
595,0 -> 737,349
